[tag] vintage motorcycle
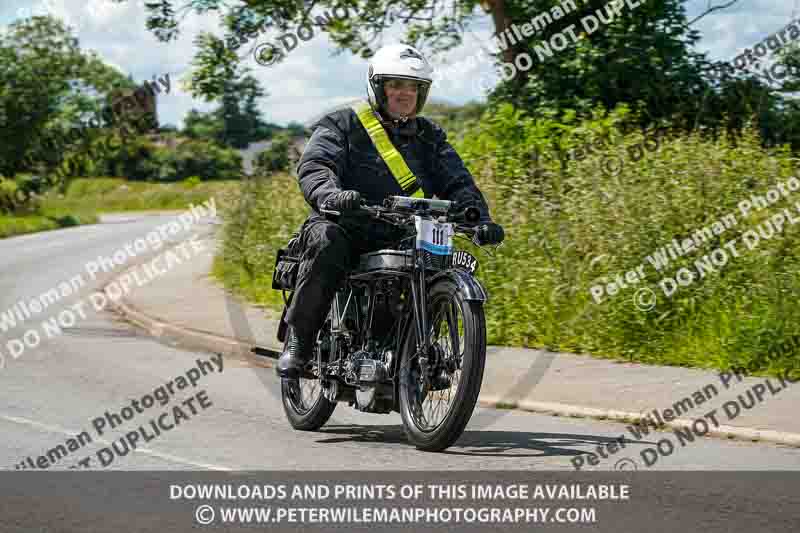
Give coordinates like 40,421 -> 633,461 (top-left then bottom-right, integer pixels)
271,195 -> 494,452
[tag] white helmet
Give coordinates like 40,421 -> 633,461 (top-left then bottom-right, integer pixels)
366,43 -> 434,116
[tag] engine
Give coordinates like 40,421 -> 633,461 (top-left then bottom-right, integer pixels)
349,350 -> 394,413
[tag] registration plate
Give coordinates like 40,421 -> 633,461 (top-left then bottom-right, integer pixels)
452,250 -> 478,273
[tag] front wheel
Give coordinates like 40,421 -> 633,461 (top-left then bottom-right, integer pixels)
398,279 -> 486,451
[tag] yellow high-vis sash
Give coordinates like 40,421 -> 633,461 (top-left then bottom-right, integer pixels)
351,101 -> 425,198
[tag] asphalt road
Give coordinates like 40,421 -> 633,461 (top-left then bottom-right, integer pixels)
1,213 -> 799,473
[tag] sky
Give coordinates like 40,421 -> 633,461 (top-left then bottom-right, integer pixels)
1,0 -> 798,129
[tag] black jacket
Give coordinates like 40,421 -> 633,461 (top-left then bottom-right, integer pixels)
296,105 -> 494,224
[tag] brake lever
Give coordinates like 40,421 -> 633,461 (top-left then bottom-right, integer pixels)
455,225 -> 503,257
321,200 -> 373,218
321,204 -> 396,226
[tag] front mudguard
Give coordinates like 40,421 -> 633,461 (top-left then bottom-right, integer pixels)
426,268 -> 488,303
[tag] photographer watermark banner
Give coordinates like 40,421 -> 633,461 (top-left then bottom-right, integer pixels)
0,471 -> 797,532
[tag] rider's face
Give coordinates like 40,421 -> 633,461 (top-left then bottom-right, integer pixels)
383,78 -> 420,119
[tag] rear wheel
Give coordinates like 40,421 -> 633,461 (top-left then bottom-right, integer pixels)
397,279 -> 486,451
280,323 -> 337,431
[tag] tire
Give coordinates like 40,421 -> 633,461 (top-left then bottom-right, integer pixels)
280,327 -> 337,431
397,278 -> 486,451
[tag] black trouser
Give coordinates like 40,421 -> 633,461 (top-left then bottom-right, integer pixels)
284,215 -> 406,338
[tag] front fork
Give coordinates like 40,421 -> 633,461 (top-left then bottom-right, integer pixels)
409,250 -> 439,386
409,250 -> 429,354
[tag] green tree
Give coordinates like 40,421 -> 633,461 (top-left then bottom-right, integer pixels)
124,0 -> 482,61
224,74 -> 268,148
0,16 -> 84,175
491,1 -> 708,126
0,16 -> 133,178
183,108 -> 226,141
285,121 -> 306,137
255,132 -> 291,173
184,33 -> 270,148
129,0 -> 793,143
183,105 -> 286,146
126,1 -> 739,115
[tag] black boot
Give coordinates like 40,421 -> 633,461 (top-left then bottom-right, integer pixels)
276,326 -> 315,379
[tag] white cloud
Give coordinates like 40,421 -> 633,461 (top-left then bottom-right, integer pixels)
686,0 -> 799,60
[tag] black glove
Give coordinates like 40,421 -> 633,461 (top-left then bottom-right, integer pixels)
476,222 -> 505,245
323,190 -> 361,212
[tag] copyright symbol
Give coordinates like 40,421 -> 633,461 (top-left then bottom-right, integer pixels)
601,154 -> 624,176
195,505 -> 215,525
614,458 -> 638,471
254,42 -> 282,67
633,288 -> 656,312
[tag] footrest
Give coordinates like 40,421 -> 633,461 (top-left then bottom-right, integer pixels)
251,346 -> 280,359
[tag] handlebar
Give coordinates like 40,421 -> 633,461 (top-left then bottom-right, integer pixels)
319,200 -> 482,237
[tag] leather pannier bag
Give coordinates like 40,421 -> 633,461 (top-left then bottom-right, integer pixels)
271,232 -> 303,291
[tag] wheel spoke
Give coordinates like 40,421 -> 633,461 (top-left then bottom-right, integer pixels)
405,291 -> 473,432
287,336 -> 323,414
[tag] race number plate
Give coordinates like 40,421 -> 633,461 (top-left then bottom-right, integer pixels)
415,217 -> 454,255
452,250 -> 478,273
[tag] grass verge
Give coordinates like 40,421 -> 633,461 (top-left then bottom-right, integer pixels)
40,177 -> 239,216
0,211 -> 99,239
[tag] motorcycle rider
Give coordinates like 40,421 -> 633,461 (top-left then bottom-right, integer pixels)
277,43 -> 505,379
